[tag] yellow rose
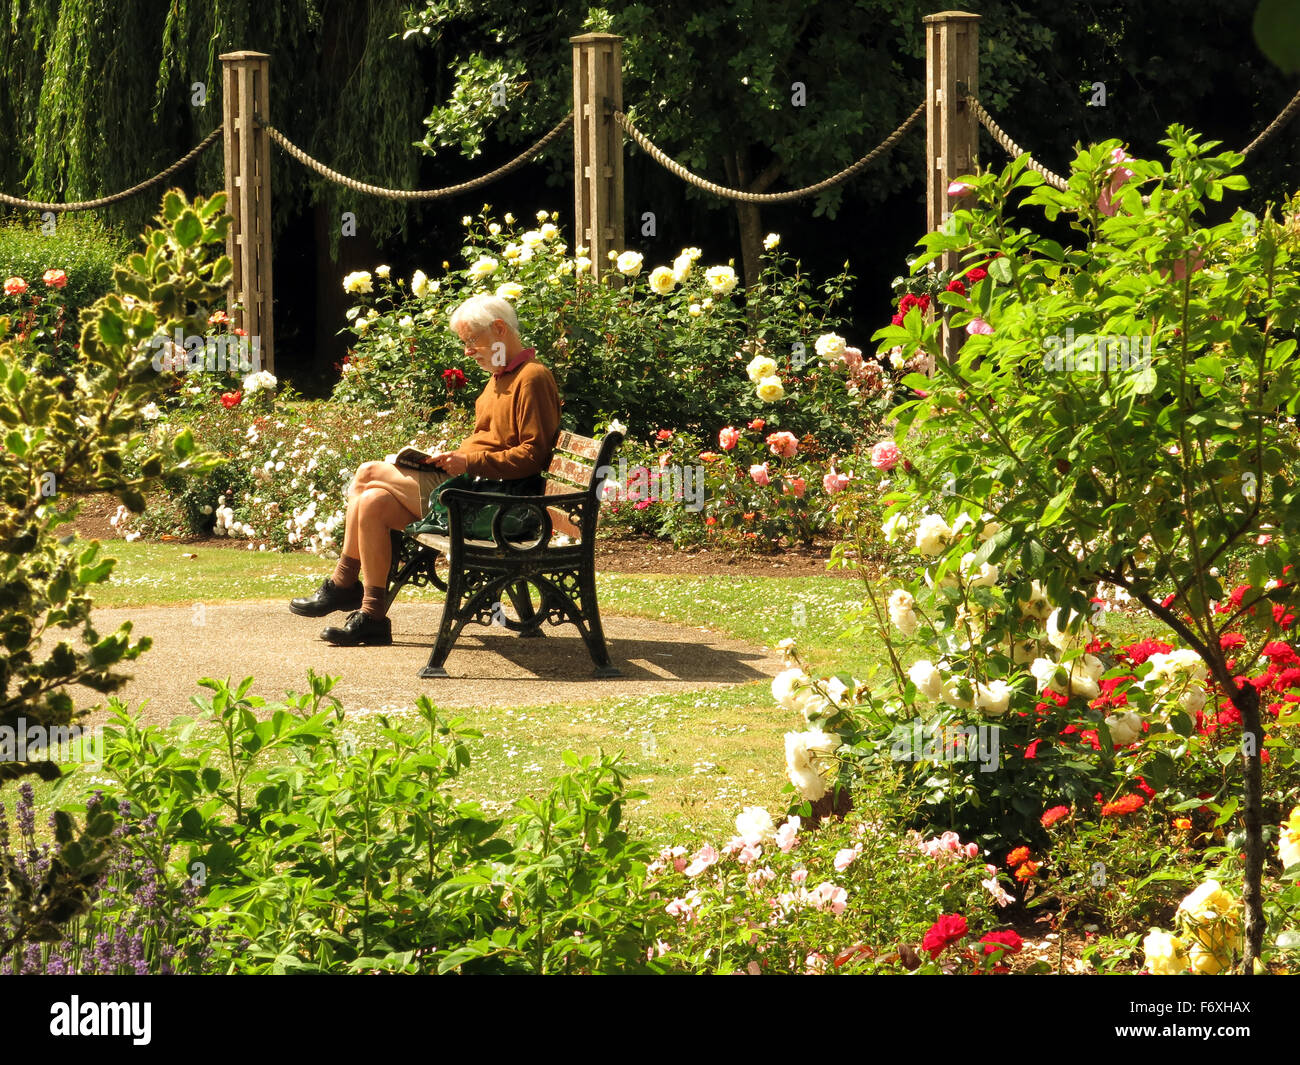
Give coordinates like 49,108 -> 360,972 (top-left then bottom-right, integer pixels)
468,256 -> 498,280
763,233 -> 780,250
648,266 -> 676,294
495,282 -> 523,301
815,333 -> 846,360
746,354 -> 777,382
539,222 -> 559,241
704,265 -> 738,296
1279,806 -> 1300,870
574,257 -> 592,274
374,265 -> 391,279
411,269 -> 429,298
688,303 -> 702,317
536,209 -> 549,222
342,271 -> 372,294
521,230 -> 545,248
1142,929 -> 1187,975
616,251 -> 643,275
756,375 -> 785,402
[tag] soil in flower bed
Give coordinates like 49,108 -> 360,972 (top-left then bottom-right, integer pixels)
69,495 -> 867,578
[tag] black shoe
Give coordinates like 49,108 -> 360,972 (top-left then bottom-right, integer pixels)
290,578 -> 363,617
320,610 -> 392,646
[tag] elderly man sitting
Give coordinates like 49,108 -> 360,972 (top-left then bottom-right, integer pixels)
289,293 -> 562,645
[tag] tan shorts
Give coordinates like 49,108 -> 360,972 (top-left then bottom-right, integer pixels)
409,466 -> 452,517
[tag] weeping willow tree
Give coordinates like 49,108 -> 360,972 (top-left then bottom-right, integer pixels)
1,0 -> 427,247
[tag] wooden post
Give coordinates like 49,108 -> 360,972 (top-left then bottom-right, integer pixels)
924,11 -> 980,364
220,50 -> 274,375
571,33 -> 624,283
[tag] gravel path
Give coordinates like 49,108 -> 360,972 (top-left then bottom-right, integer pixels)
74,601 -> 784,725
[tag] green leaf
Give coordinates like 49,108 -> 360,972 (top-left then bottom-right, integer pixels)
988,258 -> 1012,284
97,309 -> 127,347
1040,485 -> 1074,527
175,210 -> 203,249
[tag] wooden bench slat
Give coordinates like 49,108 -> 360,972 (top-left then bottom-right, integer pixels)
555,430 -> 601,461
548,454 -> 596,487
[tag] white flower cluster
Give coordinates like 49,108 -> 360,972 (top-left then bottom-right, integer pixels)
907,659 -> 1012,716
213,495 -> 255,539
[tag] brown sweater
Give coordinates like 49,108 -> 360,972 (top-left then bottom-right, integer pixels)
460,353 -> 562,480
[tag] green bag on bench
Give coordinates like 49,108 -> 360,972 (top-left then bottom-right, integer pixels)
406,473 -> 545,542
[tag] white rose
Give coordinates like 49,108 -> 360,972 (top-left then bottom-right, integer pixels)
763,233 -> 780,250
1030,657 -> 1068,694
1179,687 -> 1207,716
1011,638 -> 1038,664
616,251 -> 643,275
375,265 -> 391,279
411,269 -> 430,298
976,679 -> 1012,716
915,513 -> 954,556
908,659 -> 943,700
521,229 -> 546,248
756,375 -> 785,402
735,806 -> 776,846
814,333 -> 846,360
784,729 -> 838,801
1105,711 -> 1143,746
1047,607 -> 1092,652
941,674 -> 974,710
882,511 -> 910,544
540,222 -> 559,240
960,551 -> 999,588
1019,581 -> 1053,620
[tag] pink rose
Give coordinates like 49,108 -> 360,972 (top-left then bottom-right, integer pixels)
738,842 -> 762,865
749,463 -> 770,487
966,317 -> 994,335
870,440 -> 901,471
791,868 -> 808,885
833,845 -> 861,872
1098,148 -> 1135,217
784,476 -> 807,499
947,180 -> 974,197
823,470 -> 850,495
684,844 -> 719,877
775,821 -> 799,853
965,843 -> 980,859
718,425 -> 740,450
42,268 -> 67,289
3,276 -> 27,296
766,430 -> 799,459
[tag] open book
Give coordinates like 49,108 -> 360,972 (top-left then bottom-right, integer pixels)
387,446 -> 440,470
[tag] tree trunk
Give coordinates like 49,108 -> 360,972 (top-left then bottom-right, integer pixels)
1231,678 -> 1266,971
723,148 -> 785,291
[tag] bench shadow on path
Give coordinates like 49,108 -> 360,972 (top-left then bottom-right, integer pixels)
388,617 -> 771,683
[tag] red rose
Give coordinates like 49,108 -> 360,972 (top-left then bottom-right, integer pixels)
1040,805 -> 1071,829
1100,794 -> 1145,817
748,418 -> 765,432
921,913 -> 968,958
220,391 -> 242,409
966,267 -> 988,283
42,268 -> 68,289
977,930 -> 1023,972
442,367 -> 466,391
1006,846 -> 1031,868
945,278 -> 966,296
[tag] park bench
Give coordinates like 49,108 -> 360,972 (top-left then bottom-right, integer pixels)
385,428 -> 625,679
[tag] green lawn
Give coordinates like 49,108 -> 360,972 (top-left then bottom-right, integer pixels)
28,538 -> 884,843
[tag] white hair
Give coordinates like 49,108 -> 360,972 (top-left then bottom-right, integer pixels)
449,293 -> 519,338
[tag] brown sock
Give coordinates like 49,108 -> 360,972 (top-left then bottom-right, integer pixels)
331,555 -> 361,589
361,585 -> 387,619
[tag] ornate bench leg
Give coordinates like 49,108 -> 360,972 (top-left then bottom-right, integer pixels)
577,567 -> 620,678
506,579 -> 545,638
418,563 -> 465,678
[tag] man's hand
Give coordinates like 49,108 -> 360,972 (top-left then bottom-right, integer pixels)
429,451 -> 468,476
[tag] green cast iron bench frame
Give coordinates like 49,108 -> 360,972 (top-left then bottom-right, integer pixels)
385,428 -> 625,679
